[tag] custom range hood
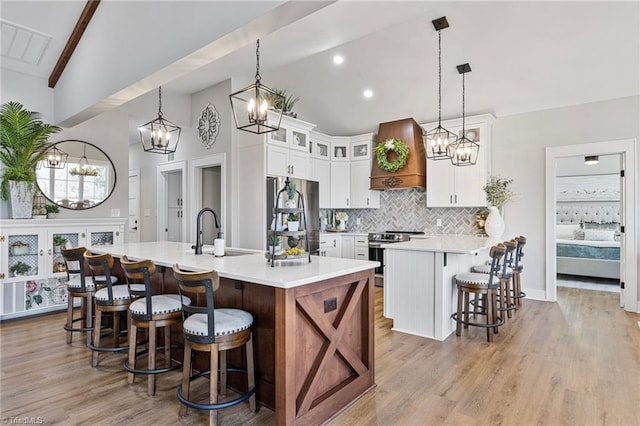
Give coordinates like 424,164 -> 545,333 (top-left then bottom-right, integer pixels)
370,118 -> 426,190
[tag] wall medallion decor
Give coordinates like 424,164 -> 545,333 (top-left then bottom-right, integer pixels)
198,103 -> 221,149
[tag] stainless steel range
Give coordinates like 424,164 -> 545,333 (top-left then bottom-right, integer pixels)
368,231 -> 424,286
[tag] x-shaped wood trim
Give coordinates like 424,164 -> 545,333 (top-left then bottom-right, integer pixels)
294,278 -> 368,415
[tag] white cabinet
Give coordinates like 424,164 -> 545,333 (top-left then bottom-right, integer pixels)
330,162 -> 350,208
341,235 -> 355,259
350,160 -> 380,208
310,158 -> 330,208
319,234 -> 341,258
354,235 -> 369,261
266,116 -> 315,179
310,131 -> 332,209
425,114 -> 494,207
0,218 -> 126,319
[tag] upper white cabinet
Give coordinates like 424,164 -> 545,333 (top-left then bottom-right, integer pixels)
326,133 -> 380,209
310,131 -> 331,208
424,114 -> 495,207
349,134 -> 380,208
266,116 -> 315,180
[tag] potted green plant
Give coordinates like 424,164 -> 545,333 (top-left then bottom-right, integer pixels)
266,88 -> 300,118
285,182 -> 297,208
0,102 -> 61,218
10,261 -> 32,277
32,206 -> 47,219
287,213 -> 300,232
45,204 -> 60,219
482,176 -> 515,237
53,235 -> 67,252
267,234 -> 282,253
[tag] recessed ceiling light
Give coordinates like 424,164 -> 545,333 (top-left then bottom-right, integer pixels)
333,55 -> 344,65
363,89 -> 373,98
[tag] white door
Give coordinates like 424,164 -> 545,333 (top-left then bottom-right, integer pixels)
310,158 -> 330,209
166,171 -> 183,242
350,160 -> 372,208
128,171 -> 140,243
618,157 -> 625,307
426,159 -> 454,207
267,145 -> 290,177
289,150 -> 309,179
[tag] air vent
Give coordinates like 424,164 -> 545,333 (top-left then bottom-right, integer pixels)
1,19 -> 51,65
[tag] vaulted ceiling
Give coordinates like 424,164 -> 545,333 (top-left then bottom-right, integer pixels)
2,1 -> 638,135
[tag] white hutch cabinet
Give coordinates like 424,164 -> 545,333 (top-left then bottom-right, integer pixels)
0,218 -> 125,319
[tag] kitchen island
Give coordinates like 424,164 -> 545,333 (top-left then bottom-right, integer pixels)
383,235 -> 490,341
88,241 -> 378,425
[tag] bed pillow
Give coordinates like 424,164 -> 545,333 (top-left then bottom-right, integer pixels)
583,222 -> 619,231
584,229 -> 615,241
573,229 -> 585,240
556,223 -> 581,239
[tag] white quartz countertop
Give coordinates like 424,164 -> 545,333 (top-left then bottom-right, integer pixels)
381,235 -> 490,254
88,241 -> 378,289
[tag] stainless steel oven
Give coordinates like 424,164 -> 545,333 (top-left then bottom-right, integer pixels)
368,232 -> 422,286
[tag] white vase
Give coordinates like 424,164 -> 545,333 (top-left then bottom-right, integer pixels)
288,221 -> 300,232
484,206 -> 505,238
285,199 -> 296,209
9,181 -> 34,219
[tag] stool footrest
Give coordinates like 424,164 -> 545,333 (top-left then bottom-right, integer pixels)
451,312 -> 504,329
123,344 -> 183,375
177,367 -> 256,411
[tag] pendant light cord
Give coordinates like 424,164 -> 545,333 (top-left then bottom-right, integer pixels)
158,86 -> 163,117
255,39 -> 262,84
437,30 -> 442,126
462,72 -> 465,133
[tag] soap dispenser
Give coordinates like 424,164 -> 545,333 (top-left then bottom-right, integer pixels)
214,232 -> 225,257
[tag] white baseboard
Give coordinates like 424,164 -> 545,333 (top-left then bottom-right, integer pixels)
522,288 -> 548,302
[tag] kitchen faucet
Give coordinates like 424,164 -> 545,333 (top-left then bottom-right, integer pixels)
195,207 -> 221,255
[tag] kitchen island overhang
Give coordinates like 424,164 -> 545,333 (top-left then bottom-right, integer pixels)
88,241 -> 379,425
382,235 -> 491,341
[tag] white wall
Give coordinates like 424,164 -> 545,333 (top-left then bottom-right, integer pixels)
556,154 -> 619,176
0,69 -> 54,122
492,95 -> 639,300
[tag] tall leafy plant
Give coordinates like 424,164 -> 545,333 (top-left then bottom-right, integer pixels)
0,102 -> 61,200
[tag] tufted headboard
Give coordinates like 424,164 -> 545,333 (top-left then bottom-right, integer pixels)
556,202 -> 620,224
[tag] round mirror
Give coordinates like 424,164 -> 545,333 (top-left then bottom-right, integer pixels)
36,140 -> 117,210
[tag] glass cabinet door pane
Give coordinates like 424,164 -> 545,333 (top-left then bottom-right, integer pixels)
8,233 -> 40,277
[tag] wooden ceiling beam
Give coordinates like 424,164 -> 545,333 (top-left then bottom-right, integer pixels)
48,0 -> 101,88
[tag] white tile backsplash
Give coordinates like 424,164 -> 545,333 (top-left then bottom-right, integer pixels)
322,188 -> 481,234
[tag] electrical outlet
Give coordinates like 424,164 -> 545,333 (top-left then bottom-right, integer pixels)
324,297 -> 337,313
436,219 -> 442,227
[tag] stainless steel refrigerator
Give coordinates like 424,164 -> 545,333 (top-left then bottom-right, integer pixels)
266,177 -> 320,254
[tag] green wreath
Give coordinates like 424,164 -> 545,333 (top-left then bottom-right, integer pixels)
375,138 -> 409,173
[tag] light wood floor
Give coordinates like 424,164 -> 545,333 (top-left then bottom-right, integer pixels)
1,287 -> 638,425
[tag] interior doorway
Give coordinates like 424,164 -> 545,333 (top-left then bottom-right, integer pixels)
157,161 -> 187,242
545,139 -> 637,312
554,154 -> 621,293
128,169 -> 140,243
190,154 -> 226,246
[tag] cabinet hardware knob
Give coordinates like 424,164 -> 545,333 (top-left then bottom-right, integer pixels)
81,233 -> 85,238
455,194 -> 458,204
0,273 -> 4,279
450,195 -> 453,204
39,249 -> 44,256
48,249 -> 52,255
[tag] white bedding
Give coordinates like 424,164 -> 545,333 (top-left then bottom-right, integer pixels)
556,238 -> 619,248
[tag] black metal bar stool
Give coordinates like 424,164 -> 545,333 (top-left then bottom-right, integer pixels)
84,250 -> 140,367
512,236 -> 527,307
61,246 -> 95,345
121,256 -> 188,397
173,264 -> 256,426
471,240 -> 517,319
452,244 -> 506,342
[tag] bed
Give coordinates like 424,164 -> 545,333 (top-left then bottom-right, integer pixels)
555,204 -> 621,280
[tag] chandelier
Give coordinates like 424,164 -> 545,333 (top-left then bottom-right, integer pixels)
229,39 -> 284,134
139,86 -> 181,154
424,16 -> 457,161
44,145 -> 68,169
69,143 -> 98,176
450,63 -> 479,166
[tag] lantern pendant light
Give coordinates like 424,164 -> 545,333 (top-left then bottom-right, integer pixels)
139,86 -> 181,154
44,145 -> 68,169
229,39 -> 285,134
424,16 -> 457,161
450,63 -> 480,166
